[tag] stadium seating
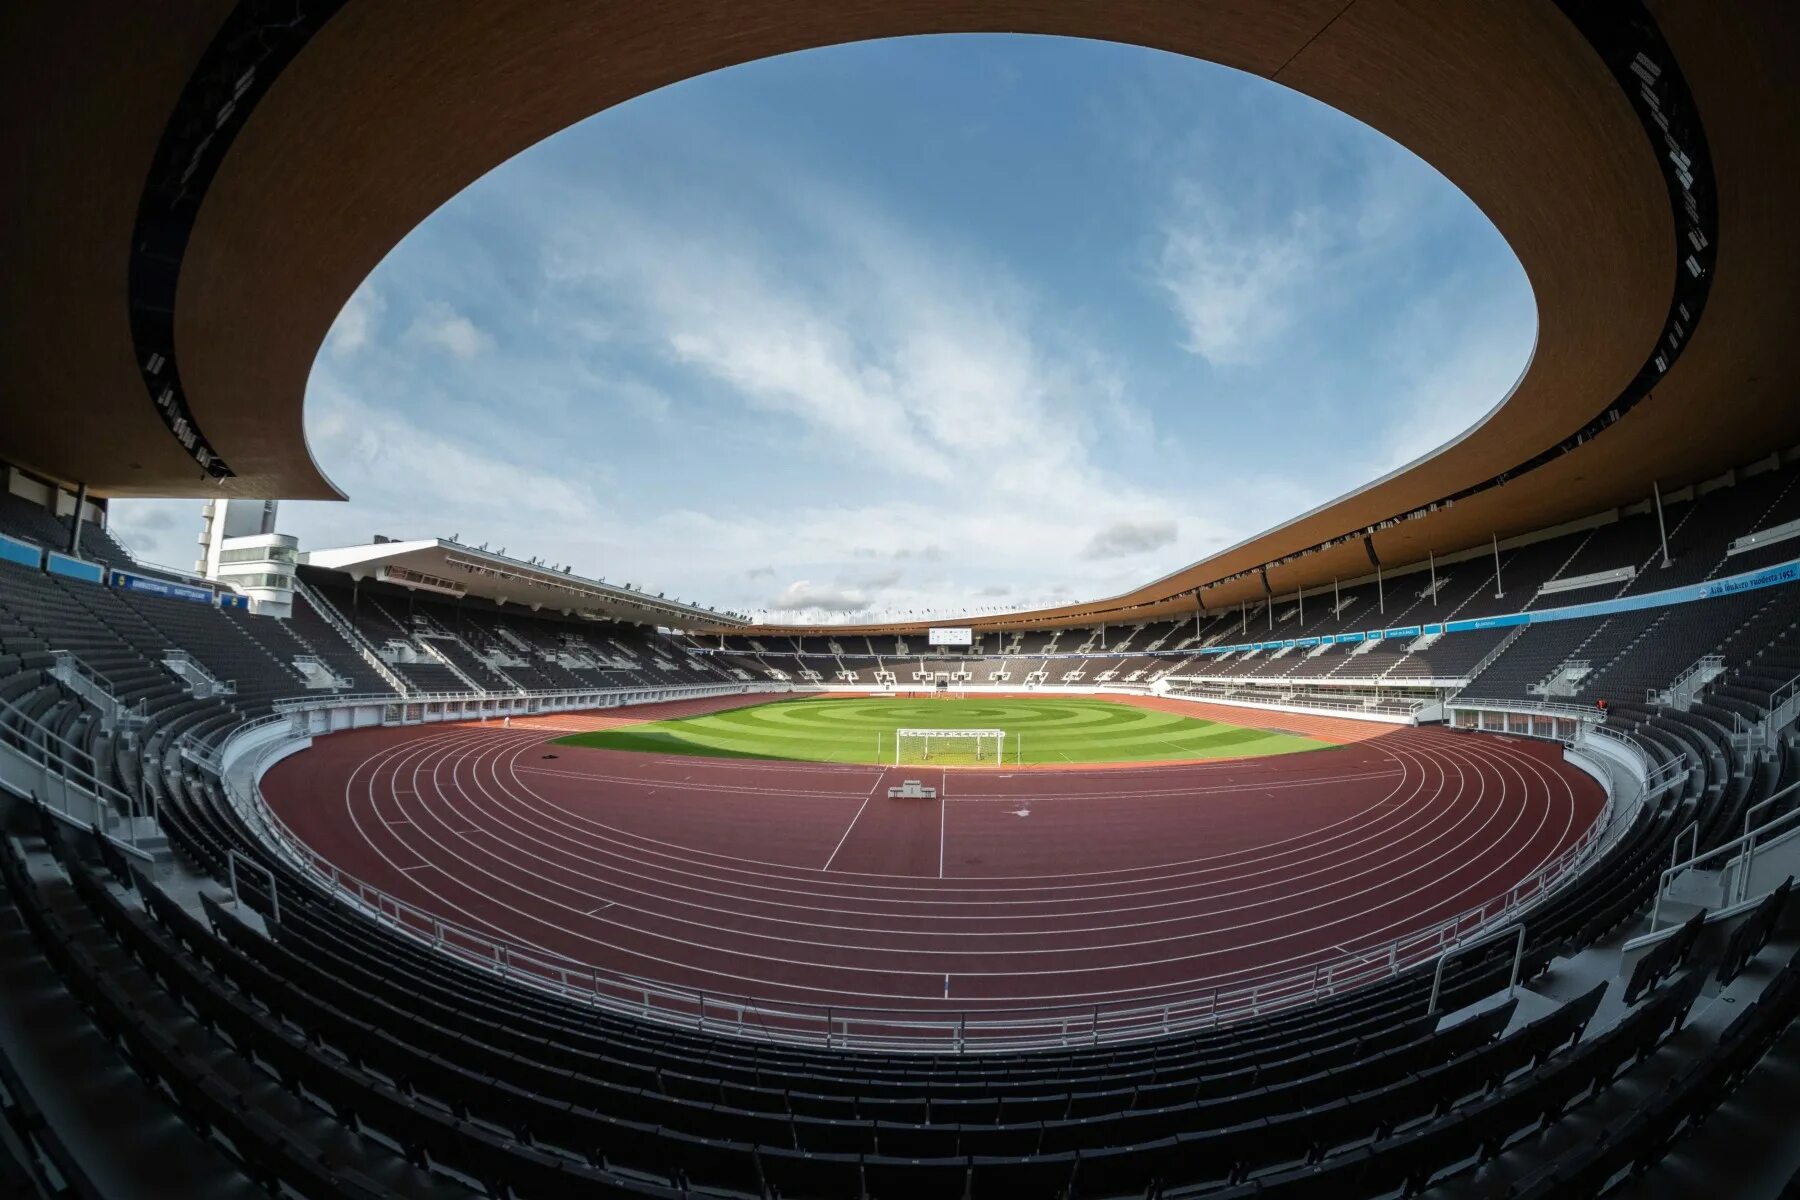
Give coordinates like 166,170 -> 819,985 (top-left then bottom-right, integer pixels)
2,456 -> 1798,1198
5,723 -> 1788,1200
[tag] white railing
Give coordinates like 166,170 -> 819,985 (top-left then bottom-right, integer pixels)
1447,696 -> 1605,724
294,579 -> 410,696
1728,669 -> 1800,754
268,681 -> 762,716
416,636 -> 486,693
1578,722 -> 1685,798
1650,654 -> 1723,707
0,686 -> 160,858
1162,684 -> 1428,718
47,650 -> 146,727
1459,623 -> 1529,688
1647,796 -> 1800,934
1740,780 -> 1800,852
221,722 -> 1623,1053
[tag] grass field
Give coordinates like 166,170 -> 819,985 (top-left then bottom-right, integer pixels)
551,695 -> 1333,766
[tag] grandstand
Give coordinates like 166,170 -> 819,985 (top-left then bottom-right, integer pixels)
3,3 -> 1800,1199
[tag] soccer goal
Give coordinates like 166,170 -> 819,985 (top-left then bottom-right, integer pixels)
894,728 -> 1006,767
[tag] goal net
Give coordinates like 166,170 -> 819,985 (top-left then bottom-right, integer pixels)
894,728 -> 1006,767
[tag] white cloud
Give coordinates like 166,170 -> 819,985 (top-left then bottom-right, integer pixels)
770,580 -> 872,615
539,182 -> 1133,508
1082,518 -> 1179,559
1155,187 -> 1321,366
407,303 -> 491,360
255,54 -> 1530,623
325,286 -> 384,358
103,499 -> 201,568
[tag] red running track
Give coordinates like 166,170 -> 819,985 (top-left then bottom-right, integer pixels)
262,696 -> 1605,1015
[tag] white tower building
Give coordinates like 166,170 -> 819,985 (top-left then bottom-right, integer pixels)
196,498 -> 298,617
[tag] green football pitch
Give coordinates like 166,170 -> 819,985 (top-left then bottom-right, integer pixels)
551,695 -> 1334,766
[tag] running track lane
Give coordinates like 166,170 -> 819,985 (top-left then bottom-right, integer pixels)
263,699 -> 1604,1013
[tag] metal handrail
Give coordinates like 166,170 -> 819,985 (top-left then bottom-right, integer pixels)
1428,923 -> 1524,1015
1446,696 -> 1606,723
217,718 -> 1625,1053
227,848 -> 279,922
270,681 -> 762,714
1649,802 -> 1800,932
0,684 -> 157,852
1162,684 -> 1428,717
1742,780 -> 1800,847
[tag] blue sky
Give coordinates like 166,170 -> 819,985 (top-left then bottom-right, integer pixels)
112,34 -> 1534,622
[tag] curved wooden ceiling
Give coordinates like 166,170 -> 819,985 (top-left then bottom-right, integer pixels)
1,2 -> 1794,631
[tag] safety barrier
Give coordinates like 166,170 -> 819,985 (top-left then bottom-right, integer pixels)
220,721 -> 1629,1053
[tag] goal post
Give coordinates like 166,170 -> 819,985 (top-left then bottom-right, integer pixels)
894,728 -> 1005,767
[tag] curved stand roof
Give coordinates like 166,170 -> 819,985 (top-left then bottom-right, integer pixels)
1,2 -> 1795,629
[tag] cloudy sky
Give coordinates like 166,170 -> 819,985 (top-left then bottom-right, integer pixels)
112,34 -> 1534,623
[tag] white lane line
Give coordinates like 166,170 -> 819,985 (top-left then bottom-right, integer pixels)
304,720 -> 1589,1006
823,772 -> 886,871
587,902 -> 616,915
939,771 -> 948,879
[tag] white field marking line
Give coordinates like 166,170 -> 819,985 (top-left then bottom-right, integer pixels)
493,726 -> 1504,913
432,735 -> 1439,931
398,729 -> 1534,956
519,762 -> 868,800
330,728 -> 1582,1005
496,737 -> 1433,889
937,771 -> 1405,803
488,733 -> 1436,907
496,726 -> 1476,913
938,775 -> 948,880
646,757 -> 878,776
942,766 -> 1408,799
342,731 -> 574,961
323,724 -> 1571,973
822,772 -> 886,871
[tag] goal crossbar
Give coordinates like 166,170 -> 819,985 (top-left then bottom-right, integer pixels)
894,728 -> 1006,766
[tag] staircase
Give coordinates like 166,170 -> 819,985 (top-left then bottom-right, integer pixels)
159,650 -> 235,699
1529,658 -> 1593,698
417,638 -> 486,693
290,654 -> 351,691
1652,654 -> 1727,709
294,580 -> 410,695
47,650 -> 146,732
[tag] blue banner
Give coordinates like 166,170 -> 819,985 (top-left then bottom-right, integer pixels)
45,553 -> 103,583
109,570 -> 214,605
1444,612 -> 1530,634
217,593 -> 250,610
0,533 -> 41,569
1696,560 -> 1799,599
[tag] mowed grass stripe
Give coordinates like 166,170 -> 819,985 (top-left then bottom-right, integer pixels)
552,697 -> 1333,766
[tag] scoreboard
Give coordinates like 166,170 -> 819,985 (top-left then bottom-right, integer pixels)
927,627 -> 973,646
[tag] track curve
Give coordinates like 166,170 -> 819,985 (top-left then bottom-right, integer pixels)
262,696 -> 1606,1015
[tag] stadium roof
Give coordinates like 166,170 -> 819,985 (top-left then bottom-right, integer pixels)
3,3 -> 1796,632
301,539 -> 747,628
